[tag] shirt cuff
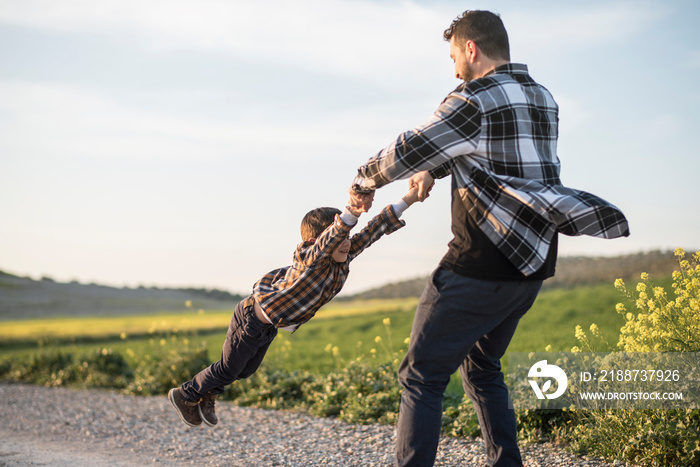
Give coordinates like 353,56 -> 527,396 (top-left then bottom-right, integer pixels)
340,207 -> 360,226
391,199 -> 409,218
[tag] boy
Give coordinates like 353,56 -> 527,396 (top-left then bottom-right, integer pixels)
169,186 -> 423,427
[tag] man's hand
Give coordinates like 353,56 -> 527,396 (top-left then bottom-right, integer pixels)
408,171 -> 434,201
348,187 -> 374,214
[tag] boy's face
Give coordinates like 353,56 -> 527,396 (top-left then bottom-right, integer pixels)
331,237 -> 351,263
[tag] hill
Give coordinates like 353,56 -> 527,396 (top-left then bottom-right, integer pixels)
0,271 -> 243,321
340,250 -> 682,300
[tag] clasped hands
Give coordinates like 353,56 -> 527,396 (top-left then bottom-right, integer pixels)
348,171 -> 434,215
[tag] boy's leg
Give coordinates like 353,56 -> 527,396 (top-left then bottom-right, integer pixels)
395,268 -> 541,467
179,297 -> 277,401
196,301 -> 278,427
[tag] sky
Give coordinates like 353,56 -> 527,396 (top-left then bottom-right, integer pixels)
1,0 -> 699,296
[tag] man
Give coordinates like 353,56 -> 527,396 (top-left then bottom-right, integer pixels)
351,10 -> 629,467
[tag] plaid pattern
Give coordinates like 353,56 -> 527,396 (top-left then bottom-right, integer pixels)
353,64 -> 629,276
253,206 -> 404,328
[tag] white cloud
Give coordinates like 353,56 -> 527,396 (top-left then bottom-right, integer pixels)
0,81 -> 433,163
0,0 -> 671,87
0,0 -> 452,85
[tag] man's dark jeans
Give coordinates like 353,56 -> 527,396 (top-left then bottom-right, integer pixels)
396,268 -> 542,467
180,297 -> 278,401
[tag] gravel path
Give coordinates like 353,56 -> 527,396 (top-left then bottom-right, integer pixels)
0,383 -> 623,466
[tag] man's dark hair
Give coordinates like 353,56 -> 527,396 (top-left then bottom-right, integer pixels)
443,10 -> 510,61
300,207 -> 342,241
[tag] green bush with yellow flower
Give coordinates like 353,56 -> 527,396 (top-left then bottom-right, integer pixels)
562,248 -> 700,466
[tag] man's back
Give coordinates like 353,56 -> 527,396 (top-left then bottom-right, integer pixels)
448,63 -> 561,186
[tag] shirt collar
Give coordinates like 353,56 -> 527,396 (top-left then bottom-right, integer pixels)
482,63 -> 528,78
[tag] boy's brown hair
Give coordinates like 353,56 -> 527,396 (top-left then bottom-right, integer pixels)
300,207 -> 342,242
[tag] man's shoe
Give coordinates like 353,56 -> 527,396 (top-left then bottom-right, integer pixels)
168,388 -> 202,427
199,393 -> 218,426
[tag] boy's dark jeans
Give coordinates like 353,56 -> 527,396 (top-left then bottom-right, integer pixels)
396,268 -> 542,467
180,296 -> 277,401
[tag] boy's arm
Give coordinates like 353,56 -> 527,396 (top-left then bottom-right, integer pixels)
300,185 -> 378,267
347,187 -> 421,261
304,183 -> 380,266
298,211 -> 354,266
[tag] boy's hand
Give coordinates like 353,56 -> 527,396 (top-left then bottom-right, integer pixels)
346,202 -> 363,217
348,187 -> 374,214
403,186 -> 422,206
408,171 -> 434,201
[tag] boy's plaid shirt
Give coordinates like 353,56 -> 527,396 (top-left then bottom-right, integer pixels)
353,63 -> 629,276
252,206 -> 404,328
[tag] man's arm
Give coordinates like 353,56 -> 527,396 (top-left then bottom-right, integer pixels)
352,94 -> 481,192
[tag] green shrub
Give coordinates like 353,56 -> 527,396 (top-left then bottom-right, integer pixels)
3,347 -> 133,389
225,369 -> 315,410
330,361 -> 401,425
562,248 -> 700,467
124,339 -> 210,396
9,349 -> 77,386
442,394 -> 481,438
567,408 -> 700,466
73,348 -> 133,389
0,358 -> 11,378
222,357 -> 402,425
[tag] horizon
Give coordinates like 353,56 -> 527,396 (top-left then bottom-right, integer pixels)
1,0 -> 699,295
0,247 -> 686,297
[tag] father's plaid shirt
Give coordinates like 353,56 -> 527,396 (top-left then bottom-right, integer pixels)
353,63 -> 629,276
252,206 -> 404,328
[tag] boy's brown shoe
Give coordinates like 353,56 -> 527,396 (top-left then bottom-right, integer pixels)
199,393 -> 218,426
168,388 -> 202,427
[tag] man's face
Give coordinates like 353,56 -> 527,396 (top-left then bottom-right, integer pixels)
449,36 -> 475,82
331,237 -> 351,263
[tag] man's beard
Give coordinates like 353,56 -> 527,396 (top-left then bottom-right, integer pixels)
462,62 -> 476,82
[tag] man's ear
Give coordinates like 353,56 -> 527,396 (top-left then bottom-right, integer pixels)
465,40 -> 478,62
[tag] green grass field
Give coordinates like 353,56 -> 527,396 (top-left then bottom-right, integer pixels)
0,281 -> 634,397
